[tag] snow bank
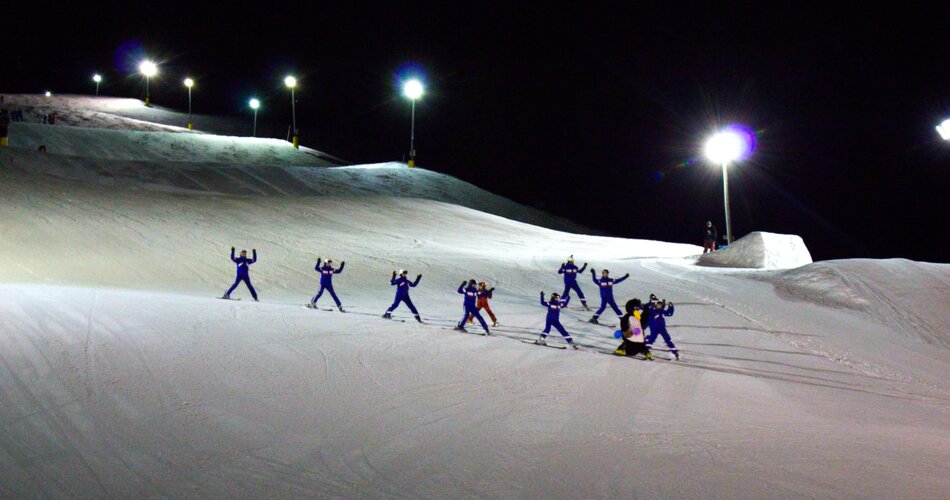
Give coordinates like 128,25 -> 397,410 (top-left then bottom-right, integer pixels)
769,259 -> 950,348
698,231 -> 812,269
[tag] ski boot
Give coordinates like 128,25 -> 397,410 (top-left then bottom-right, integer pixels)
491,321 -> 498,327
570,342 -> 580,350
338,306 -> 346,313
645,351 -> 654,361
581,300 -> 591,311
454,325 -> 468,333
534,337 -> 547,346
612,347 -> 626,356
673,351 -> 680,361
382,312 -> 392,319
588,315 -> 599,324
414,314 -> 423,323
221,294 -> 231,300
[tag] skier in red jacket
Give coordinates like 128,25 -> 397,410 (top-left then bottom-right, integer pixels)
467,281 -> 498,327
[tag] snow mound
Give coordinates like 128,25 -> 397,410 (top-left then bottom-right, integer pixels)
770,259 -> 950,348
6,122 -> 333,166
698,231 -> 812,269
2,94 -> 244,135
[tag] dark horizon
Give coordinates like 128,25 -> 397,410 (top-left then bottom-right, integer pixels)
3,3 -> 948,263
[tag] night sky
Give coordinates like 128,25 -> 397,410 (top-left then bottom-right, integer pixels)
3,3 -> 948,263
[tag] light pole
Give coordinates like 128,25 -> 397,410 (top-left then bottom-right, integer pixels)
284,76 -> 298,148
402,79 -> 424,167
93,74 -> 102,96
249,98 -> 260,137
139,60 -> 157,107
937,119 -> 950,141
184,78 -> 194,130
704,129 -> 751,245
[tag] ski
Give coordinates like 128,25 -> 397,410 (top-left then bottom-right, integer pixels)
444,327 -> 488,336
219,297 -> 241,301
520,340 -> 567,350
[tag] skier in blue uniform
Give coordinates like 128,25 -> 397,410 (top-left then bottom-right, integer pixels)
455,279 -> 491,334
645,294 -> 679,360
535,291 -> 579,349
558,256 -> 590,310
309,257 -> 345,311
222,247 -> 258,301
589,268 -> 630,324
382,269 -> 423,322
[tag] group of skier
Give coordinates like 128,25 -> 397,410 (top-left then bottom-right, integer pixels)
220,248 -> 678,359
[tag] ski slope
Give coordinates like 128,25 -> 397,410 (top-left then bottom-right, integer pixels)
0,96 -> 947,498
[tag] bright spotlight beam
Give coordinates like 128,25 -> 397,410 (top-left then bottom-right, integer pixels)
284,76 -> 297,88
937,119 -> 950,141
704,131 -> 746,164
139,60 -> 158,77
403,79 -> 424,100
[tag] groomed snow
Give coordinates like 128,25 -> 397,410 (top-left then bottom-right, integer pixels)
698,231 -> 813,269
0,97 -> 947,498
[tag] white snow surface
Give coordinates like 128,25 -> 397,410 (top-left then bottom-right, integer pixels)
0,104 -> 948,498
699,231 -> 813,269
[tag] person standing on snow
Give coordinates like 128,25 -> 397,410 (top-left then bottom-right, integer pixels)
467,281 -> 498,327
455,279 -> 491,334
309,257 -> 345,311
222,247 -> 258,301
589,268 -> 630,324
645,294 -> 679,360
703,221 -> 718,253
535,291 -> 579,349
558,255 -> 590,310
383,269 -> 423,322
612,299 -> 653,359
0,108 -> 10,147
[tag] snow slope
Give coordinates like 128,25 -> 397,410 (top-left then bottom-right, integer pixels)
698,231 -> 813,269
0,105 -> 948,498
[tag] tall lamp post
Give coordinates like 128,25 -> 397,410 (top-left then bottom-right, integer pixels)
937,119 -> 950,141
284,76 -> 298,148
249,98 -> 260,137
402,79 -> 424,167
704,129 -> 751,245
183,78 -> 194,130
93,74 -> 102,96
139,60 -> 157,107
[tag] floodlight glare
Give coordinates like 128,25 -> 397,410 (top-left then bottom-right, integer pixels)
45,91 -> 52,97
284,76 -> 297,88
937,119 -> 950,141
705,131 -> 746,164
403,79 -> 424,100
184,78 -> 194,88
249,98 -> 260,110
139,60 -> 158,77
93,74 -> 102,83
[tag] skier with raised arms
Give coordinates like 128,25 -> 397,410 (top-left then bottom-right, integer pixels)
588,268 -> 630,324
222,247 -> 258,301
309,257 -> 345,311
455,279 -> 491,335
645,294 -> 679,360
382,269 -> 423,322
558,255 -> 590,310
535,291 -> 579,349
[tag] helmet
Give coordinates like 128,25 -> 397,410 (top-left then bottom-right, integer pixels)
399,269 -> 407,275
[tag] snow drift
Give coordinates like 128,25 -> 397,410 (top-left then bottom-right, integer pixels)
698,231 -> 812,269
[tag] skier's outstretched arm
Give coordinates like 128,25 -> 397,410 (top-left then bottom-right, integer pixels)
251,249 -> 257,264
578,263 -> 588,273
335,261 -> 345,273
411,274 -> 422,287
457,282 -> 466,294
539,292 -> 548,307
230,247 -> 236,262
557,264 -> 565,275
664,304 -> 675,316
615,273 -> 630,284
390,271 -> 398,285
591,271 -> 600,285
